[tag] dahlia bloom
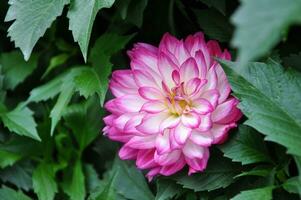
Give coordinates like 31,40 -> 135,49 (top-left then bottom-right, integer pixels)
103,32 -> 242,180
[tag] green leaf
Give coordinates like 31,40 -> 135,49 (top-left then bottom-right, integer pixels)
293,156 -> 301,194
89,33 -> 135,105
114,159 -> 154,200
42,53 -> 69,78
0,186 -> 31,200
220,125 -> 272,165
234,166 -> 273,179
0,150 -> 21,168
194,9 -> 232,42
219,59 -> 301,156
0,161 -> 34,191
62,160 -> 86,200
176,152 -> 241,192
68,0 -> 115,61
282,177 -> 301,194
33,163 -> 58,200
0,51 -> 38,90
74,68 -> 102,100
230,187 -> 274,200
5,0 -> 70,60
91,170 -> 120,200
199,0 -> 226,15
27,73 -> 66,103
155,179 -> 181,200
84,164 -> 102,194
1,106 -> 40,141
64,100 -> 101,151
116,0 -> 148,27
50,72 -> 75,135
231,0 -> 301,64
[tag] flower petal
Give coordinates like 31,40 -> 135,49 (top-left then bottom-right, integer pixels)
190,130 -> 213,147
159,156 -> 186,176
159,33 -> 179,54
210,123 -> 237,144
180,57 -> 199,83
158,52 -> 178,88
113,113 -> 136,130
138,87 -> 164,100
124,114 -> 144,133
185,78 -> 204,96
195,50 -> 208,79
201,89 -> 220,108
160,115 -> 181,132
183,140 -> 205,158
155,130 -> 171,155
173,123 -> 192,144
211,98 -> 241,124
114,95 -> 146,112
125,135 -> 156,149
185,147 -> 209,175
154,150 -> 181,166
111,70 -> 137,88
192,98 -> 213,114
141,100 -> 166,113
136,149 -> 157,169
198,113 -> 212,131
133,70 -> 160,89
181,112 -> 201,128
136,112 -> 169,134
119,146 -> 138,160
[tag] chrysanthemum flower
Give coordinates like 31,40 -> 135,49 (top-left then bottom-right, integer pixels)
103,32 -> 242,180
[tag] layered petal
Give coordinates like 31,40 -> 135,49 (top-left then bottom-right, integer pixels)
103,32 -> 242,179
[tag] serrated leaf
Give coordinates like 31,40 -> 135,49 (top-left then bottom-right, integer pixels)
62,160 -> 86,200
231,0 -> 301,64
0,51 -> 38,90
91,171 -> 120,200
5,0 -> 70,60
84,164 -> 102,194
114,159 -> 154,200
231,187 -> 274,200
27,73 -> 66,103
33,163 -> 58,200
234,166 -> 273,179
64,100 -> 101,151
219,59 -> 301,156
282,177 -> 301,194
0,161 -> 34,191
89,33 -> 135,105
0,186 -> 31,200
42,53 -> 69,78
0,135 -> 42,157
194,9 -> 232,42
1,106 -> 40,141
176,152 -> 241,192
74,68 -> 102,99
155,179 -> 181,200
220,125 -> 272,165
50,82 -> 74,135
68,0 -> 115,61
0,150 -> 21,168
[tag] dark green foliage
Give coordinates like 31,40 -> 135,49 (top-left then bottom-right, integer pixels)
0,0 -> 300,199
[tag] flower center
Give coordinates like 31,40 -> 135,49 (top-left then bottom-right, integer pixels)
166,89 -> 191,115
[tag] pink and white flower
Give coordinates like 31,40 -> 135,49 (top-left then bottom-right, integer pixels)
103,32 -> 242,180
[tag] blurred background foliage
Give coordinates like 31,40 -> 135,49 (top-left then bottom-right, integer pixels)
0,0 -> 300,199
